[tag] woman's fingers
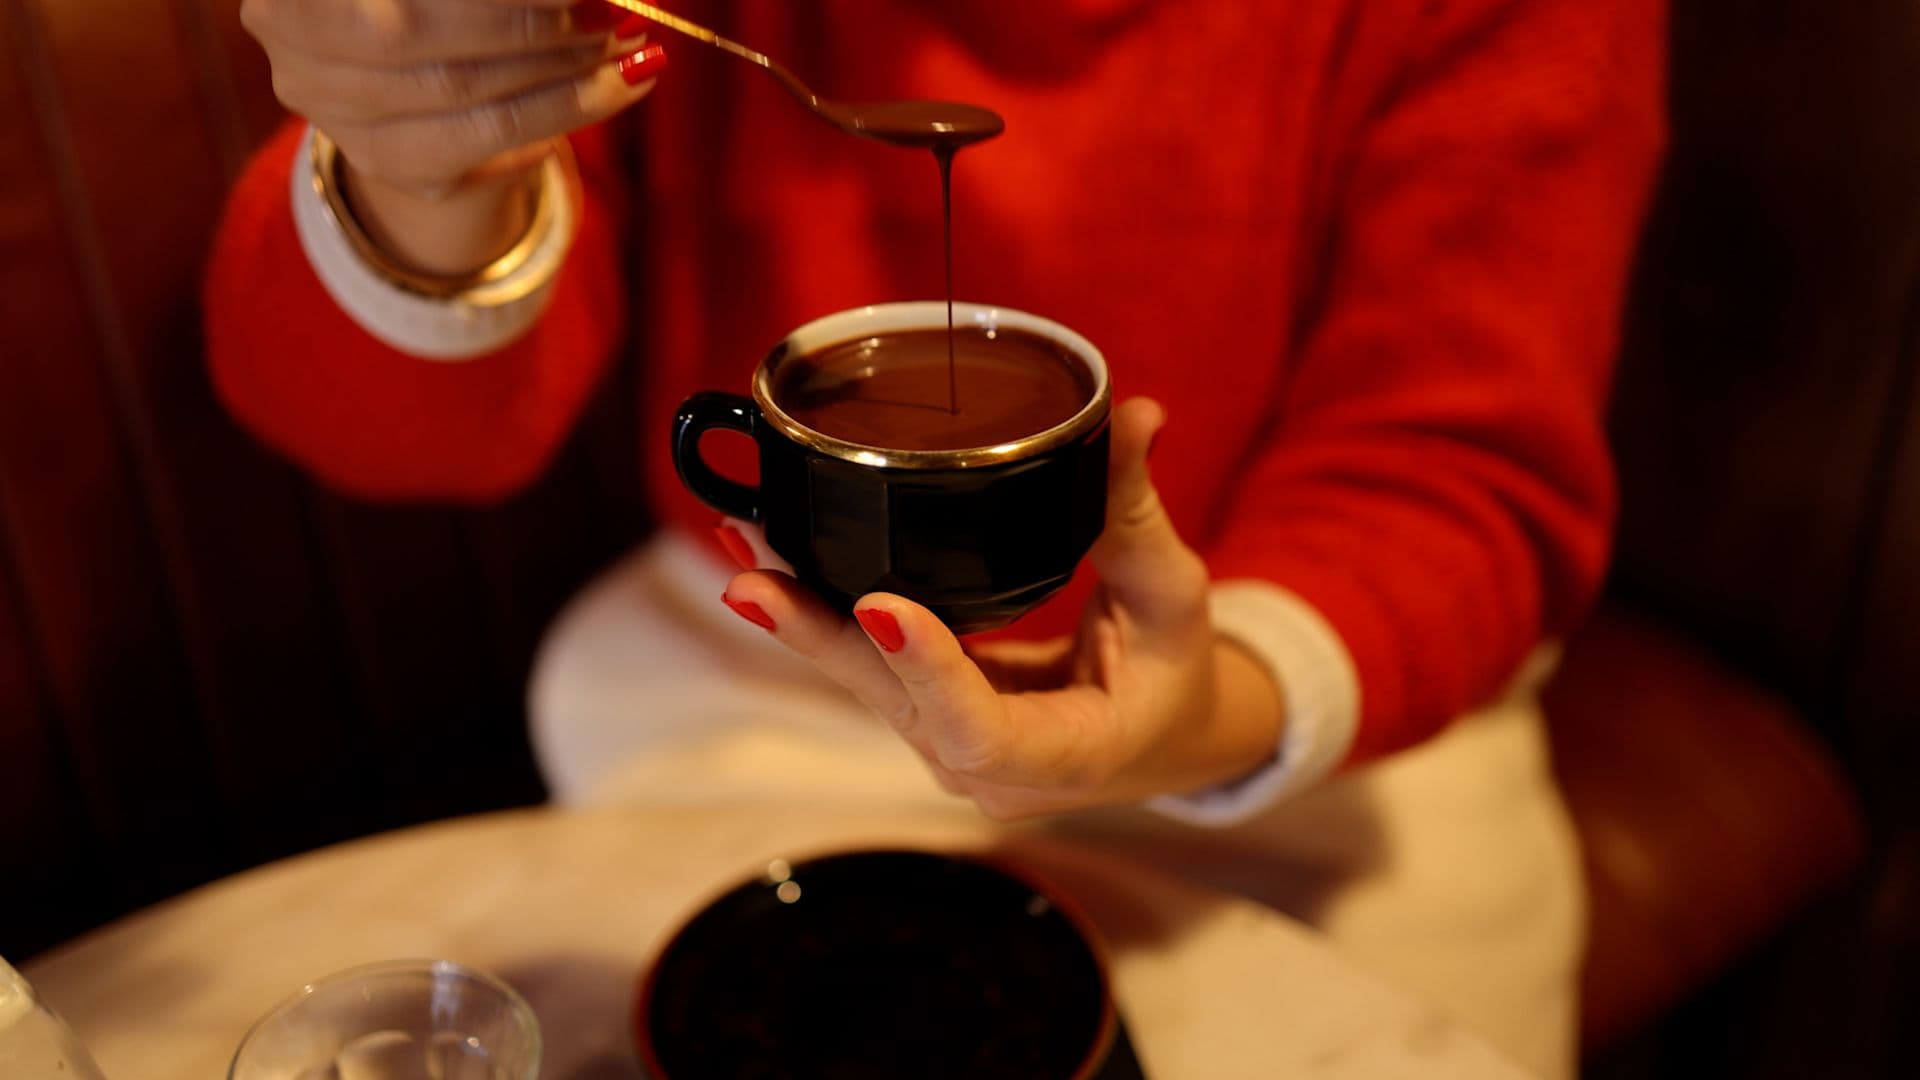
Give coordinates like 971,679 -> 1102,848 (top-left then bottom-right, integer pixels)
244,0 -> 669,197
962,636 -> 1076,693
849,595 -> 1116,789
327,52 -> 658,191
714,517 -> 794,575
245,0 -> 606,67
276,35 -> 635,124
719,573 -> 985,798
1089,397 -> 1211,631
846,596 -> 1004,767
723,576 -> 1017,801
718,572 -> 923,737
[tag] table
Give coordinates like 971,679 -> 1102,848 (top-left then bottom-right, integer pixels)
25,804 -> 1530,1078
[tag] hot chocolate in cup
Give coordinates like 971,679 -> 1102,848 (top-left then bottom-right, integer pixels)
672,301 -> 1111,634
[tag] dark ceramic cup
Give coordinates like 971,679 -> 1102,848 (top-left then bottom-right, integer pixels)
672,302 -> 1111,634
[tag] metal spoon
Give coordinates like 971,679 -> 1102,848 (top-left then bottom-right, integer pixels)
596,0 -> 1005,149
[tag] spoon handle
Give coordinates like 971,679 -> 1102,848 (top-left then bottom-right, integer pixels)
596,0 -> 771,67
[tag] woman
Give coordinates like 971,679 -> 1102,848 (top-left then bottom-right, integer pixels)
211,1 -> 1665,1073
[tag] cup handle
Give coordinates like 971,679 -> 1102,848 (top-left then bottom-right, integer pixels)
671,391 -> 763,522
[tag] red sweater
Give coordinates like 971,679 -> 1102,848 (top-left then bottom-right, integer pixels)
205,0 -> 1665,767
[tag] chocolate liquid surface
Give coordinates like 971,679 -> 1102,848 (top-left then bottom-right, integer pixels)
773,327 -> 1091,452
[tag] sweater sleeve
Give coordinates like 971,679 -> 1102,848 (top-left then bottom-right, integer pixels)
1205,0 -> 1667,768
202,120 -> 631,504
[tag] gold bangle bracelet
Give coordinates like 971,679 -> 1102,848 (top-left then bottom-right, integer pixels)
308,130 -> 566,302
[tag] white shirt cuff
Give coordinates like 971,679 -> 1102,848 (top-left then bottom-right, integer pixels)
289,125 -> 573,360
1147,580 -> 1362,827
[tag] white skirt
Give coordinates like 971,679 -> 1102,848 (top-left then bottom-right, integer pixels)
530,532 -> 1583,1079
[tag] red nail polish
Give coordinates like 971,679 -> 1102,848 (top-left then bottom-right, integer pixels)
618,44 -> 668,86
572,1 -> 622,34
855,608 -> 906,653
714,523 -> 756,571
615,14 -> 648,40
722,593 -> 776,632
1146,430 -> 1161,461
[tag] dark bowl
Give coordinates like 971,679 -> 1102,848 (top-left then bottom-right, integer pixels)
635,850 -> 1118,1079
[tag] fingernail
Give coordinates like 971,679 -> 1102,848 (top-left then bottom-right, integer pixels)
855,608 -> 906,653
722,592 -> 776,632
618,44 -> 668,86
1146,429 -> 1161,461
615,15 -> 648,40
572,1 -> 622,34
714,522 -> 756,571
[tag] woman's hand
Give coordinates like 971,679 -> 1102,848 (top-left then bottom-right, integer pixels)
240,0 -> 664,273
720,398 -> 1287,819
